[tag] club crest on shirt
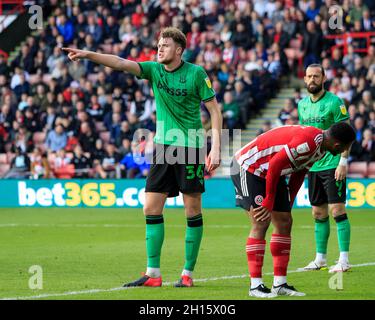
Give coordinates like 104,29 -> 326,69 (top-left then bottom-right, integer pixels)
179,75 -> 186,83
254,195 -> 263,206
340,105 -> 347,115
296,142 -> 310,154
290,148 -> 298,158
205,77 -> 212,88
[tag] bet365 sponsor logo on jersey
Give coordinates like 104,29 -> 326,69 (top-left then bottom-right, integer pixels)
157,81 -> 187,96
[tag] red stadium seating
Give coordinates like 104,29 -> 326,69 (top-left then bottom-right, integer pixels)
367,162 -> 375,178
348,161 -> 368,178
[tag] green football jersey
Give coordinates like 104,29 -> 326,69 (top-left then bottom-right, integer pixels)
137,60 -> 216,148
298,91 -> 349,171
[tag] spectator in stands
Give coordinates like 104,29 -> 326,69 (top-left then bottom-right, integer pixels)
4,147 -> 30,179
110,112 -> 122,144
0,55 -> 9,76
78,121 -> 98,155
222,91 -> 240,135
118,138 -> 131,157
302,21 -> 323,67
233,81 -> 252,128
23,108 -> 39,133
14,126 -> 32,153
95,143 -> 121,179
46,124 -> 67,153
4,0 -> 375,180
56,14 -> 74,44
257,120 -> 272,136
349,0 -> 369,24
30,147 -> 50,179
278,98 -> 296,125
120,141 -> 150,178
354,116 -> 366,144
85,14 -> 103,44
0,103 -> 13,132
71,144 -> 91,178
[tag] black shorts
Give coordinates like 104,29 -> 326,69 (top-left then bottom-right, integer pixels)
230,159 -> 291,212
145,144 -> 205,197
308,169 -> 346,206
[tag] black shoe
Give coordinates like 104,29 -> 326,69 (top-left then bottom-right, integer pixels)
123,275 -> 162,287
249,284 -> 277,298
271,283 -> 306,296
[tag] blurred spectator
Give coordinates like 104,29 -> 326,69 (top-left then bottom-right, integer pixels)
71,144 -> 91,178
95,143 -> 121,178
30,147 -> 50,179
78,121 -> 98,155
120,141 -> 150,178
46,124 -> 67,153
222,91 -> 240,134
2,0 -> 375,179
257,120 -> 272,136
4,147 -> 30,178
302,21 -> 323,68
278,98 -> 296,125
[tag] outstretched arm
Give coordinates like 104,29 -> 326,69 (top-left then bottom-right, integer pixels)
61,47 -> 141,76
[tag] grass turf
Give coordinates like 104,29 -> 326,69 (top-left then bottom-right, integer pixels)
0,208 -> 374,300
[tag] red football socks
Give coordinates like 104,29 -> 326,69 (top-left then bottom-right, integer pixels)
246,238 -> 266,278
270,234 -> 291,276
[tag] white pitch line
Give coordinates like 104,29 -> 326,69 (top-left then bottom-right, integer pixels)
2,262 -> 375,300
0,224 -> 373,229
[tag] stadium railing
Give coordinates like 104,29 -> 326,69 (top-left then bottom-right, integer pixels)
325,32 -> 375,55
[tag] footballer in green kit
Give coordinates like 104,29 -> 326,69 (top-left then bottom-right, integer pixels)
63,27 -> 222,287
298,64 -> 352,273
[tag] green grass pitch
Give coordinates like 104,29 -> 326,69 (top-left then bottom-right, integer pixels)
0,207 -> 374,300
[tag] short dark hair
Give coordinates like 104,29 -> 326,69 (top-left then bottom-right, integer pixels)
328,122 -> 356,145
306,64 -> 325,76
160,27 -> 187,51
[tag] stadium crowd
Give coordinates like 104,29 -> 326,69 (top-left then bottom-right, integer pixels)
1,0 -> 375,179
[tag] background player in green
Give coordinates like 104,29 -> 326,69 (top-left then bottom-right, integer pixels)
298,64 -> 351,273
62,27 -> 222,287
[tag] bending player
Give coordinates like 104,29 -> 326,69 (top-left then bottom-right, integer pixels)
231,122 -> 355,298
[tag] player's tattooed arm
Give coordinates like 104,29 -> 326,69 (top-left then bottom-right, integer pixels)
61,48 -> 141,77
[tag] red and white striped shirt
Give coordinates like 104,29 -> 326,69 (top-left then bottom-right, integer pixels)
235,125 -> 325,177
234,125 -> 326,210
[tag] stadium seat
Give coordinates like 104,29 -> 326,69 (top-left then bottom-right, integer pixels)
367,162 -> 375,178
0,153 -> 8,164
0,164 -> 10,177
99,131 -> 110,143
348,161 -> 368,178
54,164 -> 75,179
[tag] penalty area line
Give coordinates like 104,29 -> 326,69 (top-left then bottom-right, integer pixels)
2,262 -> 375,300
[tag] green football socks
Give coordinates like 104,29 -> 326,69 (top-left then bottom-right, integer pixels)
334,214 -> 350,253
184,214 -> 203,271
145,215 -> 164,269
315,217 -> 330,254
